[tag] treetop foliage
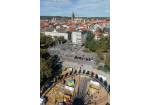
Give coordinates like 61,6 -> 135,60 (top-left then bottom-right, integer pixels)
40,33 -> 55,86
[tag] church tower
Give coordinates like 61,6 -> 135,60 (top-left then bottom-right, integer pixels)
71,11 -> 75,22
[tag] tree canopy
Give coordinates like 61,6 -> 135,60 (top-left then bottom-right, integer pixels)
40,33 -> 54,48
40,49 -> 55,86
84,31 -> 95,48
96,50 -> 104,60
40,33 -> 55,86
54,36 -> 65,45
105,53 -> 110,69
84,31 -> 110,53
103,27 -> 107,32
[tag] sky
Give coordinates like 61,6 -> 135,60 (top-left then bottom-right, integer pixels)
40,0 -> 110,17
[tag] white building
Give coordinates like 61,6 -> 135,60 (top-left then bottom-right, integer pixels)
71,29 -> 87,47
74,17 -> 83,22
103,28 -> 110,37
44,28 -> 71,40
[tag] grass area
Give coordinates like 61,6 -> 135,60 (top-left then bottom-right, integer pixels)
83,48 -> 96,53
82,48 -> 92,53
98,66 -> 110,72
100,60 -> 105,63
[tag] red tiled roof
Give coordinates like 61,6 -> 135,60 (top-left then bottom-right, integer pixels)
64,28 -> 76,33
93,31 -> 100,35
74,17 -> 83,19
84,28 -> 90,31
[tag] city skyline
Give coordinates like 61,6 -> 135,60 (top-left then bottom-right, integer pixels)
40,0 -> 110,17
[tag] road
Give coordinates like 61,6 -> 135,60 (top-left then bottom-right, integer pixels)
61,56 -> 96,66
48,47 -> 97,58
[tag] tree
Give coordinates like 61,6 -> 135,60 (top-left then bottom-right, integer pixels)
103,44 -> 107,52
84,31 -> 95,48
59,36 -> 65,44
89,40 -> 97,52
40,57 -> 53,85
84,41 -> 89,48
99,28 -> 103,33
40,36 -> 47,44
40,48 -> 55,86
98,33 -> 103,38
94,55 -> 100,65
106,34 -> 110,49
49,23 -> 53,25
40,33 -> 44,39
40,49 -> 50,60
96,50 -> 104,60
54,36 -> 59,45
46,35 -> 53,47
106,18 -> 110,21
103,27 -> 107,33
99,35 -> 107,52
105,53 -> 110,69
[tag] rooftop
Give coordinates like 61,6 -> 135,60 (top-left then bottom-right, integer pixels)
45,28 -> 70,33
72,29 -> 86,32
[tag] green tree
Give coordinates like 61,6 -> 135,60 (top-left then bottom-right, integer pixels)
99,35 -> 107,52
84,31 -> 95,48
84,41 -> 89,48
103,44 -> 107,52
105,53 -> 110,69
40,49 -> 50,60
89,40 -> 97,52
40,33 -> 44,39
49,23 -> 53,25
99,28 -> 103,33
103,27 -> 107,33
106,34 -> 110,49
96,50 -> 104,60
40,57 -> 54,85
46,35 -> 53,47
54,36 -> 59,45
94,55 -> 100,65
59,36 -> 65,44
40,36 -> 47,44
40,49 -> 55,86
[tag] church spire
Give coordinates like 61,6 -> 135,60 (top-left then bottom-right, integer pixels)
72,11 -> 75,22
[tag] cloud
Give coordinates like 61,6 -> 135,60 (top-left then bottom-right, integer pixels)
40,0 -> 110,17
105,10 -> 110,12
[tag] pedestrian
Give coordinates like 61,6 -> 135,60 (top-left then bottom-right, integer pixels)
100,96 -> 101,100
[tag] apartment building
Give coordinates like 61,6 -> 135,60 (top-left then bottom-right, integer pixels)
71,29 -> 87,47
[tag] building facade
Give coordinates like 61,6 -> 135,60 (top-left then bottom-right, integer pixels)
71,29 -> 87,47
44,28 -> 71,40
74,17 -> 83,22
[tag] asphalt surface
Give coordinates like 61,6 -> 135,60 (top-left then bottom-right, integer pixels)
61,56 -> 96,66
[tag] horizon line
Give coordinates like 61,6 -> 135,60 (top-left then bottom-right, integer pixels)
40,16 -> 110,17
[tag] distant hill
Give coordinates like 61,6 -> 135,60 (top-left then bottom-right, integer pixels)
40,16 -> 110,21
40,16 -> 71,20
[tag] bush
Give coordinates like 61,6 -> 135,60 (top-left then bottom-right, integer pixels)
98,66 -> 103,70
